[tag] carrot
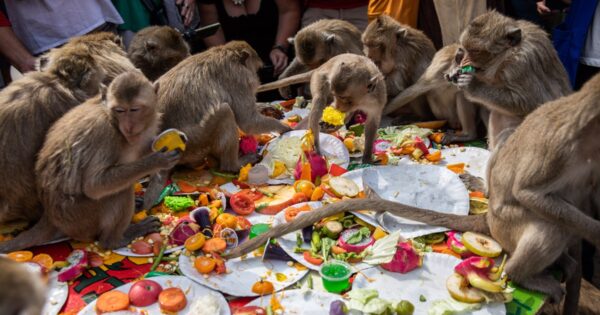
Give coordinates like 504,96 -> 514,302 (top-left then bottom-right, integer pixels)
96,291 -> 130,313
284,204 -> 312,222
425,150 -> 442,162
259,193 -> 308,215
202,237 -> 227,254
158,287 -> 187,312
431,243 -> 461,259
303,251 -> 323,266
7,251 -> 33,262
469,191 -> 485,198
177,180 -> 198,193
199,194 -> 209,206
310,186 -> 325,201
332,245 -> 347,255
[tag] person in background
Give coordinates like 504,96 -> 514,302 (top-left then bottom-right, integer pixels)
198,0 -> 300,101
3,0 -> 123,56
302,0 -> 369,31
536,0 -> 571,33
367,0 -> 419,27
0,10 -> 35,74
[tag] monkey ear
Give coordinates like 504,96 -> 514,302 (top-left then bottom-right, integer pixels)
153,81 -> 160,93
100,84 -> 108,104
113,35 -> 124,48
396,28 -> 408,40
506,27 -> 522,46
37,55 -> 49,71
376,15 -> 384,28
367,76 -> 378,93
287,37 -> 295,46
325,33 -> 336,44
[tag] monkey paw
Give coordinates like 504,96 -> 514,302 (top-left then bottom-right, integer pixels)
456,73 -> 473,88
122,216 -> 161,245
278,86 -> 293,99
459,173 -> 487,193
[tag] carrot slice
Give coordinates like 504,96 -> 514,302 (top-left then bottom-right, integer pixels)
469,191 -> 485,198
284,204 -> 312,222
7,251 -> 33,262
158,287 -> 187,312
96,291 -> 130,313
431,243 -> 461,259
202,237 -> 227,254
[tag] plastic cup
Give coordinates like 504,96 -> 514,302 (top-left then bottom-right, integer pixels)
319,260 -> 352,293
249,223 -> 270,239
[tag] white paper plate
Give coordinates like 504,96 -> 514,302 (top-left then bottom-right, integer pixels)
363,165 -> 470,239
353,253 -> 506,315
273,202 -> 377,272
179,251 -> 308,297
246,289 -> 343,314
337,168 -> 385,229
284,108 -> 310,119
439,147 -> 490,181
43,271 -> 69,315
113,244 -> 184,258
78,275 -> 230,315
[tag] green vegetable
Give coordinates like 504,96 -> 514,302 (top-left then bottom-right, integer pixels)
414,232 -> 445,245
293,247 -> 309,253
346,227 -> 371,245
419,295 -> 427,302
347,289 -> 394,315
396,300 -> 415,315
163,196 -> 194,212
149,243 -> 167,272
363,297 -> 391,315
257,189 -> 274,197
209,168 -> 238,179
321,238 -> 335,262
256,203 -> 268,211
342,219 -> 354,229
363,230 -> 403,265
311,231 -> 322,252
323,221 -> 343,239
266,306 -> 274,315
296,232 -> 303,248
307,274 -> 313,289
461,65 -> 475,73
428,299 -> 482,315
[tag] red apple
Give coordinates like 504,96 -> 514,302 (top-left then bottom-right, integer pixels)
128,279 -> 163,307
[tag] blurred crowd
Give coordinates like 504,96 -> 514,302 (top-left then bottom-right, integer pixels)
0,0 -> 598,95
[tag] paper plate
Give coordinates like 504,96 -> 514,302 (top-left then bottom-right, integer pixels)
273,202 -> 377,272
260,130 -> 350,185
179,250 -> 308,297
246,289 -> 343,314
440,147 -> 490,180
113,244 -> 184,258
284,108 -> 311,119
43,271 -> 69,315
362,165 -> 470,239
78,275 -> 230,315
337,169 -> 381,229
353,253 -> 506,315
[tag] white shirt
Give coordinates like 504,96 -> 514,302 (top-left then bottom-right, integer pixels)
5,0 -> 124,55
581,3 -> 600,67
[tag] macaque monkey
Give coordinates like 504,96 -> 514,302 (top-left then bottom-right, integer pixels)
279,19 -> 364,99
257,53 -> 387,164
0,48 -> 104,226
449,11 -> 571,149
0,72 -> 179,252
39,32 -> 138,83
383,44 -> 485,144
362,14 -> 436,120
128,26 -> 191,81
143,41 -> 291,209
0,256 -> 46,315
228,73 -> 600,314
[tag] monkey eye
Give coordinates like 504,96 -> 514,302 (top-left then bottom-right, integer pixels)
130,108 -> 140,112
114,108 -> 126,113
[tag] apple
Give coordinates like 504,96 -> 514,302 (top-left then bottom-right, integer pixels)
128,279 -> 163,307
233,306 -> 267,315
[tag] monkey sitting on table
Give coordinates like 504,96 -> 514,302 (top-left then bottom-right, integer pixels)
228,72 -> 600,314
0,72 -> 180,252
257,53 -> 387,164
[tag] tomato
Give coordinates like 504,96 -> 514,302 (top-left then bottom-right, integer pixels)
212,253 -> 227,274
239,189 -> 264,202
294,180 -> 315,199
251,280 -> 275,295
303,251 -> 323,266
329,163 -> 347,176
232,179 -> 250,189
236,216 -> 252,230
194,256 -> 216,274
230,192 -> 256,215
216,213 -> 238,229
184,233 -> 206,251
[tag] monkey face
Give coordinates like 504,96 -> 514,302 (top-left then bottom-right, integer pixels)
363,43 -> 394,75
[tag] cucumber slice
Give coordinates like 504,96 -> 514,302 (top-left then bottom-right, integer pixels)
462,232 -> 502,258
323,221 -> 343,239
446,273 -> 484,303
209,168 -> 238,179
329,177 -> 359,198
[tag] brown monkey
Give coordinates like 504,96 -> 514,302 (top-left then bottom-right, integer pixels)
450,11 -> 571,149
362,14 -> 436,120
0,256 -> 46,315
128,26 -> 190,81
39,32 -> 138,83
228,73 -> 600,314
0,72 -> 179,252
257,53 -> 386,164
383,44 -> 485,144
142,41 -> 292,209
0,47 -> 104,226
278,19 -> 364,99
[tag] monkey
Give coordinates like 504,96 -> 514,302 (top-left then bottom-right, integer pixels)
0,72 -> 179,252
257,53 -> 387,164
448,11 -> 572,149
278,19 -> 364,99
227,72 -> 600,314
361,14 -> 436,121
128,26 -> 191,81
382,44 -> 486,144
0,47 -> 104,227
142,41 -> 292,209
0,256 -> 46,315
39,32 -> 138,84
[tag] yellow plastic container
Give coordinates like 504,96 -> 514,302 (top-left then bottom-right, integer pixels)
152,128 -> 187,152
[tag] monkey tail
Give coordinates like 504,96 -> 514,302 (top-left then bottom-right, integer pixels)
256,71 -> 314,93
224,198 -> 489,259
0,215 -> 63,253
383,79 -> 443,115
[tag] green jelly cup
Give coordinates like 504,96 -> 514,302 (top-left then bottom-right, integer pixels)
249,223 -> 270,239
319,260 -> 352,293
